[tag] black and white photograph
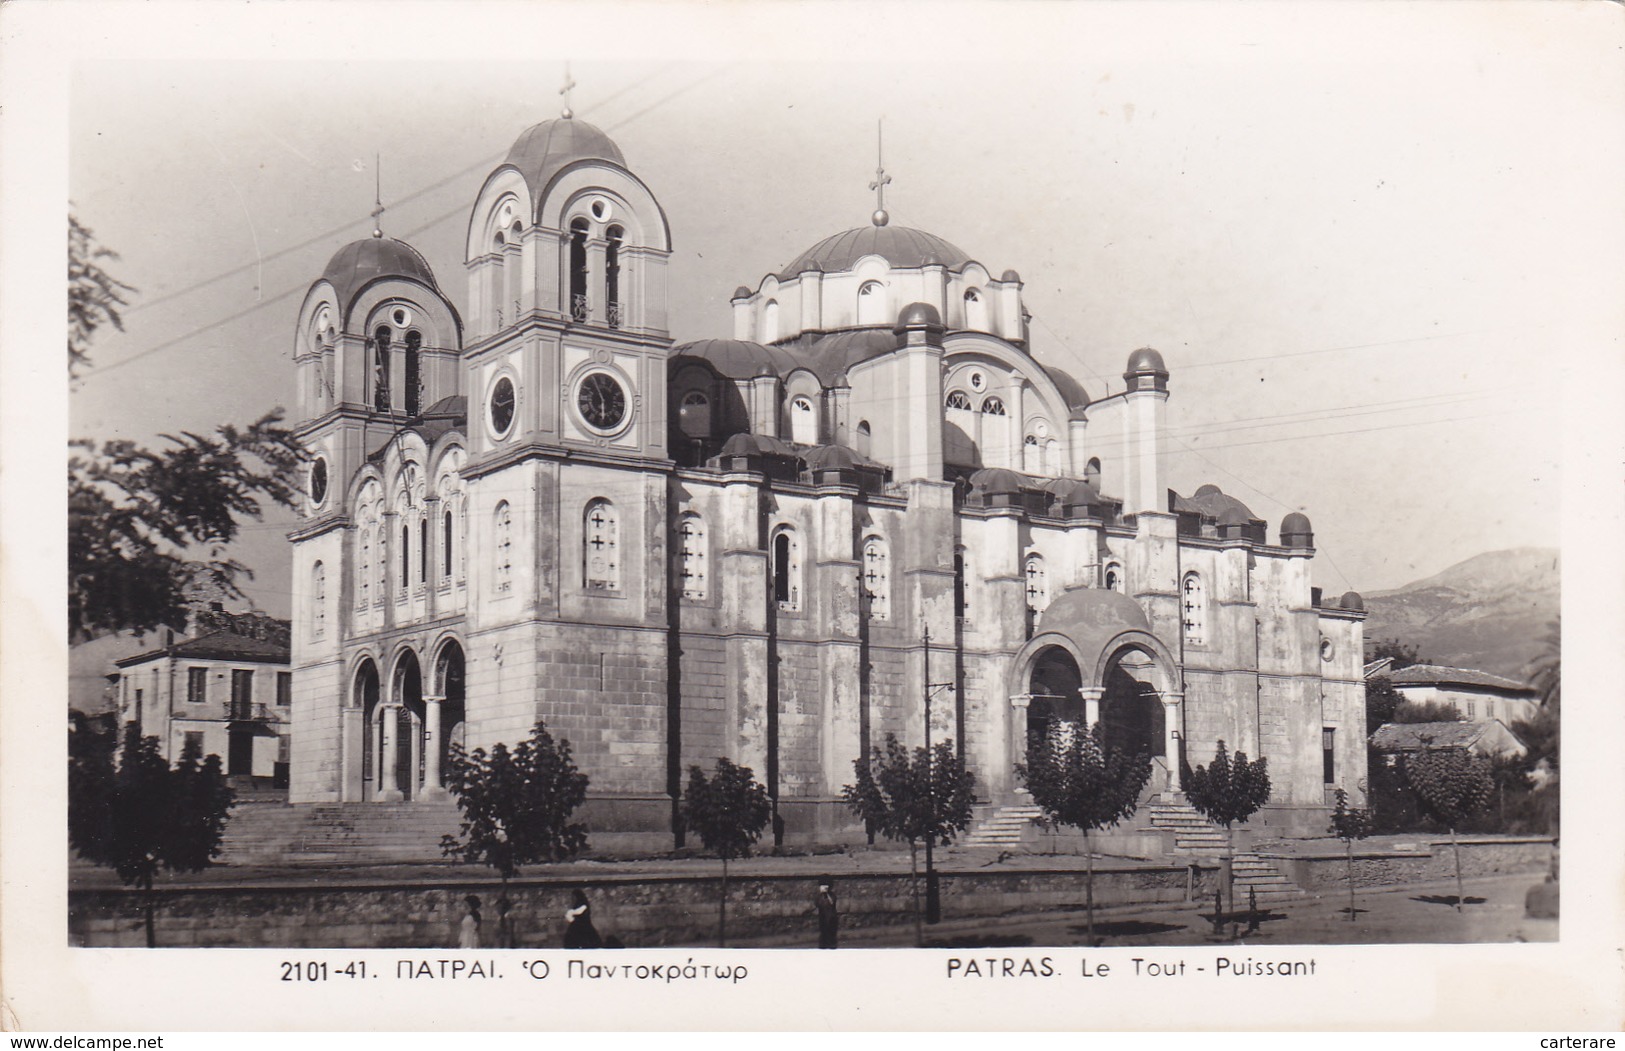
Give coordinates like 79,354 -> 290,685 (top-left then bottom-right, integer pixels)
5,0 -> 1624,1033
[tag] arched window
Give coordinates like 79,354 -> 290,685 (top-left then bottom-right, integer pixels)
679,390 -> 711,438
945,391 -> 973,411
772,527 -> 801,611
404,330 -> 422,416
980,396 -> 1006,416
1025,554 -> 1049,612
584,499 -> 620,590
1085,457 -> 1102,489
569,217 -> 589,322
605,225 -> 623,328
418,517 -> 428,583
963,288 -> 987,330
400,523 -> 410,590
857,280 -> 886,325
789,395 -> 817,445
1104,560 -> 1122,593
494,501 -> 512,594
1182,572 -> 1206,645
312,561 -> 326,641
855,420 -> 872,458
373,326 -> 392,412
763,300 -> 780,343
1023,433 -> 1041,473
358,529 -> 372,608
954,547 -> 970,624
862,536 -> 890,620
442,509 -> 454,580
678,514 -> 707,601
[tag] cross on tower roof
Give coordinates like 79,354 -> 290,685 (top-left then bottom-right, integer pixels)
560,64 -> 577,119
370,154 -> 385,238
868,118 -> 891,227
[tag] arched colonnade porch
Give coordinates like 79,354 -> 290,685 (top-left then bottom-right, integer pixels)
344,638 -> 466,802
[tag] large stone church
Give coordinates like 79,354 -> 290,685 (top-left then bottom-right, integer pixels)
286,111 -> 1368,846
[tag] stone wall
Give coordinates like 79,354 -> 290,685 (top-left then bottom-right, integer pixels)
69,864 -> 1213,950
1274,837 -> 1554,891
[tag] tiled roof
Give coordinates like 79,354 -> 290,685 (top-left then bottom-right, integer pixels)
116,629 -> 289,668
1369,721 -> 1489,751
1388,663 -> 1533,693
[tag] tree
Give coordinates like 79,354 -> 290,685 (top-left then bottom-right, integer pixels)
68,724 -> 234,947
1016,721 -> 1151,943
679,758 -> 771,947
1364,675 -> 1401,735
440,719 -> 590,946
1369,638 -> 1424,671
1326,788 -> 1372,921
1182,740 -> 1271,913
1404,747 -> 1494,911
67,213 -> 304,643
1524,617 -> 1561,712
69,214 -> 136,379
843,734 -> 976,946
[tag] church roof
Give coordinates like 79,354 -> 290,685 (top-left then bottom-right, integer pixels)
503,117 -> 627,200
1042,364 -> 1091,415
1175,484 -> 1260,524
780,224 -> 971,278
671,339 -> 803,381
769,329 -> 901,383
320,236 -> 442,314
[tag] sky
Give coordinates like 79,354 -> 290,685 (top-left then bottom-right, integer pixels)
58,2 -> 1624,619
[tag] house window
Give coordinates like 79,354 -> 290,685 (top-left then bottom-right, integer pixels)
1322,727 -> 1336,784
1465,700 -> 1477,718
789,395 -> 817,445
276,671 -> 292,708
404,330 -> 422,416
187,667 -> 207,704
230,669 -> 253,719
679,390 -> 711,439
494,501 -> 513,593
1025,554 -> 1049,612
772,528 -> 801,611
584,499 -> 620,590
184,731 -> 205,758
312,561 -> 326,640
862,536 -> 890,620
980,396 -> 1006,416
679,514 -> 708,600
945,391 -> 973,411
1182,572 -> 1206,645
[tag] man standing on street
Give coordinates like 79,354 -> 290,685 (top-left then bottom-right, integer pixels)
815,881 -> 838,949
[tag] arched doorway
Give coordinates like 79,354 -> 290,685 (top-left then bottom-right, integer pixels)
1100,647 -> 1174,799
390,651 -> 424,801
431,640 -> 467,797
1025,646 -> 1083,758
353,659 -> 380,801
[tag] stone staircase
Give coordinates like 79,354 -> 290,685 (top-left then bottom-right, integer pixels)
1146,797 -> 1302,905
217,800 -> 462,867
960,803 -> 1045,847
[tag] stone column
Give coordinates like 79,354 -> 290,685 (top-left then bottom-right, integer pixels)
1079,686 -> 1104,729
378,704 -> 402,801
1162,691 -> 1184,794
421,695 -> 446,800
340,705 -> 363,802
1008,694 -> 1032,798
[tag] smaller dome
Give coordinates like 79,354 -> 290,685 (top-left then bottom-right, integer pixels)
720,432 -> 797,458
803,445 -> 858,471
1126,347 -> 1167,374
1281,512 -> 1312,532
969,467 -> 1027,496
1001,269 -> 1022,283
1061,479 -> 1103,508
1218,506 -> 1252,527
894,302 -> 943,329
732,286 -> 752,301
830,371 -> 850,389
503,117 -> 627,199
320,236 -> 441,316
1340,591 -> 1365,611
1195,483 -> 1224,497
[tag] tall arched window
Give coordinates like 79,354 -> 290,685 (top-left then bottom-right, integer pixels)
1182,572 -> 1206,645
772,527 -> 801,611
584,499 -> 620,590
404,330 -> 422,415
789,395 -> 817,445
1085,457 -> 1102,489
862,536 -> 890,620
855,420 -> 872,458
763,300 -> 780,343
954,547 -> 970,624
1025,554 -> 1049,613
373,326 -> 392,412
418,517 -> 428,583
1104,560 -> 1122,593
679,390 -> 711,438
493,501 -> 513,594
312,561 -> 326,641
442,508 -> 454,579
857,280 -> 886,325
605,225 -> 623,328
400,523 -> 410,589
678,513 -> 708,600
1023,433 -> 1041,473
963,288 -> 987,330
980,396 -> 1006,416
358,529 -> 372,608
569,217 -> 589,322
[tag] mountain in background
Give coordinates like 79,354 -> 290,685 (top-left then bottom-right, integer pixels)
1360,547 -> 1560,681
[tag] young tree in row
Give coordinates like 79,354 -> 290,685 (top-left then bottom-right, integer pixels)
1183,740 -> 1271,912
440,719 -> 590,946
69,725 -> 235,947
1016,721 -> 1151,944
1326,788 -> 1372,921
843,734 -> 976,946
1404,747 -> 1493,911
679,758 -> 771,947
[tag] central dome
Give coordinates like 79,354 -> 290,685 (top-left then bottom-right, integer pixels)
503,117 -> 627,198
321,236 -> 441,313
781,224 -> 971,278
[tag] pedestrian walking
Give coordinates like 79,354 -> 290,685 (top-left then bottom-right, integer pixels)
814,881 -> 838,949
458,894 -> 481,949
563,888 -> 602,949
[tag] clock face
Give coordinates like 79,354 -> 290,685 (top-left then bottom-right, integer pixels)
310,457 -> 329,506
577,371 -> 627,431
489,376 -> 516,436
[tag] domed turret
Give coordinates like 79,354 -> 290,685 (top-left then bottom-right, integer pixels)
321,236 -> 442,319
502,116 -> 627,199
1280,512 -> 1314,549
894,301 -> 943,330
1339,591 -> 1364,611
781,226 -> 970,278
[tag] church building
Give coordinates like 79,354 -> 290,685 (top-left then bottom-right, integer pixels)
286,111 -> 1368,846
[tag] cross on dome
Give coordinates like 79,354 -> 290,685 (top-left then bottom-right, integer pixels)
560,64 -> 577,120
868,119 -> 892,227
370,154 -> 385,238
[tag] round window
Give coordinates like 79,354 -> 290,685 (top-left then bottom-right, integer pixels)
589,198 -> 612,222
577,371 -> 628,432
309,457 -> 329,506
969,370 -> 987,392
392,307 -> 412,327
1320,637 -> 1335,662
489,376 -> 517,437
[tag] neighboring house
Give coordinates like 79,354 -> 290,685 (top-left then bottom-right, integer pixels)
1387,663 -> 1540,726
113,612 -> 292,783
1370,719 -> 1528,760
